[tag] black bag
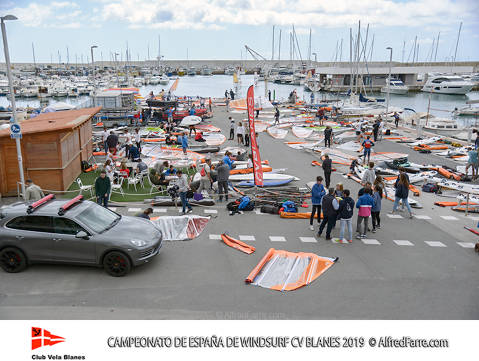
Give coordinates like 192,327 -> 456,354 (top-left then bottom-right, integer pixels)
385,129 -> 391,135
227,201 -> 239,212
260,204 -> 280,214
81,160 -> 91,172
422,183 -> 438,193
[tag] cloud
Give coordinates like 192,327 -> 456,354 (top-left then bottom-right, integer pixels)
95,0 -> 478,30
5,1 -> 84,28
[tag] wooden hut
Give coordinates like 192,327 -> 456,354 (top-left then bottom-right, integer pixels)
0,107 -> 101,196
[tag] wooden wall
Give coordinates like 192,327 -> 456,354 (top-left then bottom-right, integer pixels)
0,119 -> 93,196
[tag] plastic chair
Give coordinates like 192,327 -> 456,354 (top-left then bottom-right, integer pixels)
111,176 -> 125,198
76,178 -> 93,197
127,174 -> 142,192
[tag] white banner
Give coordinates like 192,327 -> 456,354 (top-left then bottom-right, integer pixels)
0,320 -> 475,360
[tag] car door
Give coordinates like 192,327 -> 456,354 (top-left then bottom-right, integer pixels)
4,216 -> 55,261
50,217 -> 96,264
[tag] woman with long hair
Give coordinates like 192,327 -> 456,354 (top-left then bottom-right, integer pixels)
391,172 -> 412,218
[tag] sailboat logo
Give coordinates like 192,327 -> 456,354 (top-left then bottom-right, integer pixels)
31,327 -> 66,350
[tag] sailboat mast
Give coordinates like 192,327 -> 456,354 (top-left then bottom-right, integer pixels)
434,32 -> 440,62
31,42 -> 36,70
453,22 -> 462,62
272,25 -> 275,61
278,29 -> 282,61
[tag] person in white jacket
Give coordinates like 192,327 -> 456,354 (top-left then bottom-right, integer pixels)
361,162 -> 376,186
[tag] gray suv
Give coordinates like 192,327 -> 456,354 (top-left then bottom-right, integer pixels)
0,195 -> 162,276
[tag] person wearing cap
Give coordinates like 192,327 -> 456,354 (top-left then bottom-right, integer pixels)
95,170 -> 111,208
136,208 -> 153,220
24,179 -> 44,201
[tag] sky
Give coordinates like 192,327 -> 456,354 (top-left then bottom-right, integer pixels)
1,0 -> 478,64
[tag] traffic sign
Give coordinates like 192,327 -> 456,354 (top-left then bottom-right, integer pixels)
10,123 -> 22,139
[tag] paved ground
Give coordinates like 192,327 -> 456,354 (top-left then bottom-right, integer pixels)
0,106 -> 478,320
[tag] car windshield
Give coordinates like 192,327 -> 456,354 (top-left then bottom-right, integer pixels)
76,204 -> 120,233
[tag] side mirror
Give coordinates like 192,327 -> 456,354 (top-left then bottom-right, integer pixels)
75,231 -> 89,240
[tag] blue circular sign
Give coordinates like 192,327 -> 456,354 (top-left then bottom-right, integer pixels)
10,124 -> 21,133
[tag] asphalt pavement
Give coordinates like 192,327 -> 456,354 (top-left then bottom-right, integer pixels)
0,106 -> 477,320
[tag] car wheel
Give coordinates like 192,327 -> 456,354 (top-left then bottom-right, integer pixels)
103,251 -> 131,277
0,247 -> 27,273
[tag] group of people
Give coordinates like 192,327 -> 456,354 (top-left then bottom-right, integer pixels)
311,161 -> 414,242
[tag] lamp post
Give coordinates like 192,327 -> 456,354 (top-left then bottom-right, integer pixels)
386,47 -> 392,115
90,45 -> 98,92
1,14 -> 26,198
312,52 -> 317,63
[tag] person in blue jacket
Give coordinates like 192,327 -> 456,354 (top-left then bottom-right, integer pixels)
355,188 -> 375,239
181,131 -> 188,156
189,105 -> 196,116
310,176 -> 326,231
222,151 -> 234,170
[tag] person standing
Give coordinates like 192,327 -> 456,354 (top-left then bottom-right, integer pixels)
361,162 -> 376,185
372,119 -> 380,142
225,90 -> 229,99
394,112 -> 400,128
167,107 -> 174,123
371,184 -> 382,233
230,89 -> 235,100
24,179 -> 44,201
197,158 -> 212,196
391,172 -> 413,218
268,89 -> 272,102
244,122 -> 250,147
225,97 -> 230,112
123,129 -> 132,158
181,131 -> 188,156
236,122 -> 245,145
134,128 -> 141,152
355,119 -> 362,142
373,175 -> 387,198
274,106 -> 280,125
318,188 -> 339,240
322,154 -> 332,188
318,107 -> 325,126
335,189 -> 355,243
223,151 -> 235,169
229,117 -> 235,140
466,147 -> 478,180
309,176 -> 326,231
106,131 -> 119,152
208,97 -> 212,112
176,170 -> 192,214
310,92 -> 314,104
324,126 -> 333,148
216,160 -> 230,202
362,136 -> 374,164
95,170 -> 111,208
101,126 -> 110,153
355,188 -> 375,239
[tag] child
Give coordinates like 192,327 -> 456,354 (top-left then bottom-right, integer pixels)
336,189 -> 355,243
355,188 -> 375,239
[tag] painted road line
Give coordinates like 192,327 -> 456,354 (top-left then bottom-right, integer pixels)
414,215 -> 432,220
204,209 -> 218,214
457,242 -> 475,248
153,208 -> 167,213
394,240 -> 414,246
387,214 -> 403,219
299,237 -> 317,243
269,236 -> 287,242
425,241 -> 447,247
109,207 -> 117,211
362,239 -> 381,245
128,207 -> 141,212
440,216 -> 459,221
239,235 -> 256,241
209,234 -> 222,240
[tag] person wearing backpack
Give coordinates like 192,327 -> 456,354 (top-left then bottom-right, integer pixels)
318,188 -> 339,240
391,172 -> 413,218
310,176 -> 326,231
335,189 -> 355,243
355,188 -> 375,239
362,136 -> 374,164
371,184 -> 382,233
197,158 -> 212,196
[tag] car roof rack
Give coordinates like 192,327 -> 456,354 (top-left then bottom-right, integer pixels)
27,194 -> 55,214
58,195 -> 84,216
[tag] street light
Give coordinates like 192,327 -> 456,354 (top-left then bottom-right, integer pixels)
386,47 -> 393,115
1,14 -> 26,198
90,45 -> 98,92
312,52 -> 317,63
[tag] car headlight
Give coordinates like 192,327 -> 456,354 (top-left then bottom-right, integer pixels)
130,239 -> 147,247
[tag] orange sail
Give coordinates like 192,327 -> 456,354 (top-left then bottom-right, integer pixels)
169,78 -> 179,92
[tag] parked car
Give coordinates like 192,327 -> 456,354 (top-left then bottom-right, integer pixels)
0,195 -> 162,276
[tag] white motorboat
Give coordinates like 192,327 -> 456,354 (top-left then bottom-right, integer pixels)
149,75 -> 160,85
453,100 -> 479,116
200,67 -> 213,76
380,78 -> 409,95
159,74 -> 170,85
304,79 -> 321,92
410,112 -> 461,135
20,86 -> 38,98
422,74 -> 474,95
0,79 -> 9,95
